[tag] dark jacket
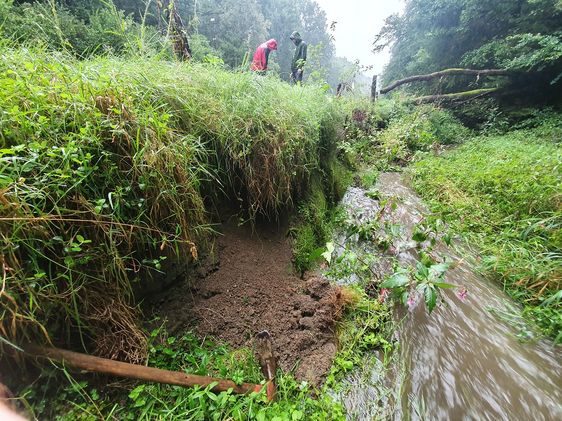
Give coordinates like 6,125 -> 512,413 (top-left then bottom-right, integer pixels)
291,39 -> 307,71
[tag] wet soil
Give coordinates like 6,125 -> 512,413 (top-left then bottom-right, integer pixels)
149,217 -> 341,385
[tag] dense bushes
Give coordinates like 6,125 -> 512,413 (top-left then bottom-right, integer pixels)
339,100 -> 470,172
411,124 -> 562,339
374,105 -> 470,161
0,46 -> 344,360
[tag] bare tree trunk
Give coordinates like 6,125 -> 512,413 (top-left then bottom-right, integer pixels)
159,0 -> 191,60
371,75 -> 378,102
380,68 -> 512,94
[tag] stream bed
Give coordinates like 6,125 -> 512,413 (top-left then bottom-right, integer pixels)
333,173 -> 561,420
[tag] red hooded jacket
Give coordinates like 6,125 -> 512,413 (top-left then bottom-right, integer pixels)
251,39 -> 278,71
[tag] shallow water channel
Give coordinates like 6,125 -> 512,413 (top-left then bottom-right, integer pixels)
332,173 -> 562,420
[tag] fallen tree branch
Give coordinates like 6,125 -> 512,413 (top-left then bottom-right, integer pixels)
412,88 -> 499,104
23,345 -> 264,397
380,68 -> 511,94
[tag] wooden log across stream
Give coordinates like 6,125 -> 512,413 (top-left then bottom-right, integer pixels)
23,344 -> 264,397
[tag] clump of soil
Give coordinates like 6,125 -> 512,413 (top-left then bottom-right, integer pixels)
150,218 -> 345,385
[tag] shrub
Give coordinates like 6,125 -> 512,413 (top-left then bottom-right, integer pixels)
0,0 -> 155,57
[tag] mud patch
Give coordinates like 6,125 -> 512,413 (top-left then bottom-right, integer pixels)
149,219 -> 343,385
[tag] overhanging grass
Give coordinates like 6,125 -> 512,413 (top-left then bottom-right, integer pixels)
410,127 -> 561,339
0,46 -> 344,360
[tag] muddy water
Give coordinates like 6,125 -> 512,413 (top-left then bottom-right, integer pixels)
335,173 -> 562,420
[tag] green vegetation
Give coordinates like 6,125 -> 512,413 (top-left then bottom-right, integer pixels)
20,287 -> 392,420
0,0 -> 163,57
2,0 -> 562,418
0,45 -> 345,361
375,0 -> 562,100
339,100 -> 470,173
411,123 -> 562,339
0,0 -> 367,90
22,329 -> 343,420
291,171 -> 351,275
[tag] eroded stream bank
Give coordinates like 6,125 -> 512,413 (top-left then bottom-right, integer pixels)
151,216 -> 347,385
150,174 -> 561,420
336,173 -> 562,420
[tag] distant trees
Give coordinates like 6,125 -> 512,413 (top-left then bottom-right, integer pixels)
375,0 -> 562,102
196,0 -> 268,67
0,0 -> 363,89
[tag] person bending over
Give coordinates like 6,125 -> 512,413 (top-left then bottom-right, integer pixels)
251,39 -> 278,74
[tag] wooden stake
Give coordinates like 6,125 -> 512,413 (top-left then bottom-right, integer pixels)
255,331 -> 277,401
23,345 -> 263,396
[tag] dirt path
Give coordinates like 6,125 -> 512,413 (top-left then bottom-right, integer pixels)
150,217 -> 341,385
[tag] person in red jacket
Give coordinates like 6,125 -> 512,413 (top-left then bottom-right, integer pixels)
250,39 -> 278,73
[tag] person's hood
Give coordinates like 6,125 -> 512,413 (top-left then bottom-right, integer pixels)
266,39 -> 278,50
289,31 -> 302,42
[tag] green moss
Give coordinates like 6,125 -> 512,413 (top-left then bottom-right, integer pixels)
293,223 -> 319,275
327,158 -> 353,201
290,136 -> 352,275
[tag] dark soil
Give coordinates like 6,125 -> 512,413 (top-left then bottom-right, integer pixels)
149,217 -> 341,385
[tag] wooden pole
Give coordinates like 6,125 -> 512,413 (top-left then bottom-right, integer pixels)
255,331 -> 276,401
23,345 -> 262,396
371,75 -> 378,102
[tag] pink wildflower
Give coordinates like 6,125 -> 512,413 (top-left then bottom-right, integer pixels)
378,288 -> 390,303
456,287 -> 468,301
407,294 -> 416,309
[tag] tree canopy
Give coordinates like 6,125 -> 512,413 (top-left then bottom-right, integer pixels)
375,0 -> 562,101
0,0 -> 364,89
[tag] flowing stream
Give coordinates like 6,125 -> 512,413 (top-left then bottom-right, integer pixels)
333,173 -> 562,420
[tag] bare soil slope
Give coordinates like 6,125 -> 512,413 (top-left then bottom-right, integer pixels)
151,217 -> 341,385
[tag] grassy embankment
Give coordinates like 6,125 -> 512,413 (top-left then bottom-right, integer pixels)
337,101 -> 561,339
0,46 -> 393,419
411,118 -> 561,340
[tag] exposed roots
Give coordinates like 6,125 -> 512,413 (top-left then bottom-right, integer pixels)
88,298 -> 147,364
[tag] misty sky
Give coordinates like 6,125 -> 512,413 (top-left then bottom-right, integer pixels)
315,0 -> 405,76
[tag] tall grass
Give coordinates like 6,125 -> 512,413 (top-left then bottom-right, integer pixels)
411,126 -> 562,339
0,45 -> 343,361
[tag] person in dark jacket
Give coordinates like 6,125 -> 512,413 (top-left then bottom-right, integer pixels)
289,31 -> 307,84
251,39 -> 278,73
